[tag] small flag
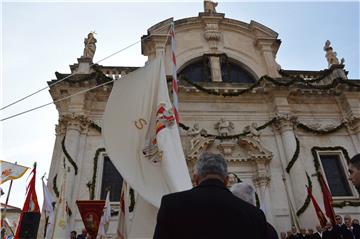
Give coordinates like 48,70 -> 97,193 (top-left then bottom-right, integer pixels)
97,191 -> 111,238
76,200 -> 105,239
306,185 -> 327,227
42,177 -> 55,239
0,160 -> 29,185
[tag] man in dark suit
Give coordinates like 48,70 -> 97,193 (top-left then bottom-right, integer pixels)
348,154 -> 360,195
153,152 -> 268,239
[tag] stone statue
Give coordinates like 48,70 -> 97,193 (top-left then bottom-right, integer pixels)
323,40 -> 339,67
215,118 -> 234,136
243,122 -> 260,141
204,0 -> 218,14
82,32 -> 97,60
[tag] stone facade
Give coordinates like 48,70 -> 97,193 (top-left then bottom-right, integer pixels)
40,7 -> 360,238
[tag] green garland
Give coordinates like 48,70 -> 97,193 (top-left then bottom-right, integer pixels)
53,174 -> 59,198
311,146 -> 359,208
286,136 -> 300,173
129,188 -> 135,213
178,74 -> 360,97
61,135 -> 78,175
88,148 -> 106,200
296,172 -> 312,216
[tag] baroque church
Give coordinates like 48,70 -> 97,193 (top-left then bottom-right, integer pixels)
41,2 -> 360,238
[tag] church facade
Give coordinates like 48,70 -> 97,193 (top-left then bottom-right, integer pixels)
41,4 -> 360,238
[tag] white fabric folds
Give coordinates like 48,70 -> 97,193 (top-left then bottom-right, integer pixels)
103,55 -> 192,208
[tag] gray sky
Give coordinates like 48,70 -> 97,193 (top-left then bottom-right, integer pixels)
1,1 -> 359,209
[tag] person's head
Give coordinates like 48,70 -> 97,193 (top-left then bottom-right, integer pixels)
325,221 -> 333,230
308,228 -> 314,235
194,153 -> 228,185
280,232 -> 287,239
70,231 -> 77,239
352,218 -> 359,225
315,224 -> 323,232
291,226 -> 297,234
335,214 -> 343,225
344,215 -> 352,227
81,228 -> 87,236
287,230 -> 292,236
348,154 -> 360,190
300,228 -> 306,235
230,182 -> 256,206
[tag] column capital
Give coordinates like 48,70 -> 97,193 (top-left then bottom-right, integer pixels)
59,113 -> 92,133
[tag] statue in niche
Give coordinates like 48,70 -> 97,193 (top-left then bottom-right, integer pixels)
204,0 -> 218,14
215,118 -> 234,136
323,40 -> 340,67
82,32 -> 97,60
243,122 -> 260,141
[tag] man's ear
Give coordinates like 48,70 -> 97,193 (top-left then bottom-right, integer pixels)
224,175 -> 229,186
193,174 -> 200,186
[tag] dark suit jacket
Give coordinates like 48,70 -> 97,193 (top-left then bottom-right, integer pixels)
153,179 -> 268,239
322,229 -> 339,239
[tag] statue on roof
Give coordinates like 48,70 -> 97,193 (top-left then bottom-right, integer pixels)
323,40 -> 340,67
204,0 -> 218,14
82,32 -> 97,60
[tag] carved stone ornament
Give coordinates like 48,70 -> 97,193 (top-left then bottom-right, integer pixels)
187,123 -> 215,161
214,118 -> 234,137
204,23 -> 221,42
217,140 -> 237,155
238,136 -> 272,163
58,114 -> 92,133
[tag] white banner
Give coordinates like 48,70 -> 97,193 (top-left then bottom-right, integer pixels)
103,55 -> 192,208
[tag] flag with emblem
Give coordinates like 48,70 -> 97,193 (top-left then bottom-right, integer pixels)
0,160 -> 29,185
103,54 -> 192,209
14,163 -> 40,238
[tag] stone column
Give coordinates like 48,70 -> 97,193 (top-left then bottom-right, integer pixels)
62,114 -> 90,229
274,115 -> 309,226
253,171 -> 274,225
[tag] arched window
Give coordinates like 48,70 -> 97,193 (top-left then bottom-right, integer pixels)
178,54 -> 256,83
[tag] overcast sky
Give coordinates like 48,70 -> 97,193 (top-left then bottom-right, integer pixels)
1,1 -> 359,209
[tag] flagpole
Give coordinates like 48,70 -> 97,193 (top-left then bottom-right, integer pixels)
1,162 -> 17,226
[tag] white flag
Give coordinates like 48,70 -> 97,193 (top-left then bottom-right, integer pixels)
42,178 -> 55,239
0,160 -> 29,185
97,191 -> 111,238
52,163 -> 70,239
103,55 -> 192,208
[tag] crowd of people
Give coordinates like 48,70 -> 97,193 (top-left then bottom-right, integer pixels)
280,214 -> 360,239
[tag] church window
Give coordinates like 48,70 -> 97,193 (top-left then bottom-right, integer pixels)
318,152 -> 353,197
178,54 -> 256,83
100,156 -> 123,201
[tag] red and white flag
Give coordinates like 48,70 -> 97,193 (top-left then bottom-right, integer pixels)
103,55 -> 192,208
319,173 -> 336,224
306,185 -> 327,227
14,164 -> 40,238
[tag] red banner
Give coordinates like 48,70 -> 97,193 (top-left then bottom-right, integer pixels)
319,173 -> 336,225
307,186 -> 327,227
76,200 -> 105,238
